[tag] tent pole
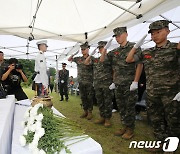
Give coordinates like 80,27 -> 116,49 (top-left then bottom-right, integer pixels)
55,55 -> 59,93
104,0 -> 140,17
160,15 -> 180,29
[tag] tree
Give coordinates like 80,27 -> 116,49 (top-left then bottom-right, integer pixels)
48,67 -> 56,76
18,59 -> 35,87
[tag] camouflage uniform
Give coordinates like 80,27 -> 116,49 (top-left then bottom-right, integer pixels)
107,27 -> 140,129
91,41 -> 113,119
134,20 -> 180,141
73,44 -> 94,112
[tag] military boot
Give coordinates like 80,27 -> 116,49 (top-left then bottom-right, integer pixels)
86,111 -> 93,120
94,117 -> 105,124
122,127 -> 134,139
104,118 -> 111,127
114,126 -> 127,136
80,110 -> 88,118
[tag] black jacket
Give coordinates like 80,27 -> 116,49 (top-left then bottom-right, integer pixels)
59,69 -> 69,84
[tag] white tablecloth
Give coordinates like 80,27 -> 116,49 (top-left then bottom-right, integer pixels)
11,100 -> 102,154
0,95 -> 16,154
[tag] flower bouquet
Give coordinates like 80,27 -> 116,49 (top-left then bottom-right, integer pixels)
19,103 -> 88,154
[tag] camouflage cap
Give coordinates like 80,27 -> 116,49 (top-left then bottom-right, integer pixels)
98,41 -> 107,48
113,27 -> 127,37
80,42 -> 90,50
148,20 -> 170,33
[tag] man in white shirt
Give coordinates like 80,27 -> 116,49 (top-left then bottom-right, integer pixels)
34,40 -> 49,96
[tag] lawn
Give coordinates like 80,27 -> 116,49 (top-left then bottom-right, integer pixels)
23,87 -> 179,154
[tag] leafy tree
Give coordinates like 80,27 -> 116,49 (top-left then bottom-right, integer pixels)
18,59 -> 35,87
48,67 -> 56,76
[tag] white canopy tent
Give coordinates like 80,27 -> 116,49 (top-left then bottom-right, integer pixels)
0,0 -> 180,42
0,0 -> 180,77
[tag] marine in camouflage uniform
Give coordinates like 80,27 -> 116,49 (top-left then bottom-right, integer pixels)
71,42 -> 94,120
132,20 -> 180,141
88,41 -> 113,127
126,20 -> 180,152
102,27 -> 142,139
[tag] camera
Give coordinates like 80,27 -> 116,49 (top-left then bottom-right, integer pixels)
15,64 -> 23,69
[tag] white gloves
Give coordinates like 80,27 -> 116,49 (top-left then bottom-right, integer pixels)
130,82 -> 138,91
109,83 -> 115,90
134,34 -> 147,49
104,38 -> 113,50
173,92 -> 180,101
61,80 -> 64,83
72,50 -> 79,56
90,48 -> 97,56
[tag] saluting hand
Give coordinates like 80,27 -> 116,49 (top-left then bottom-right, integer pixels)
134,34 -> 147,49
104,38 -> 113,50
173,92 -> 180,101
90,48 -> 97,56
73,50 -> 79,56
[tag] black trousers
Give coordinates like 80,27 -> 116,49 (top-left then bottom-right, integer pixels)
8,87 -> 28,101
49,84 -> 54,93
59,83 -> 68,99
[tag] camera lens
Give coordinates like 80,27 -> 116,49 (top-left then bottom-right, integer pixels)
15,64 -> 23,69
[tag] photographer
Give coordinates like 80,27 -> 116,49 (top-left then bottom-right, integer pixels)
1,58 -> 28,101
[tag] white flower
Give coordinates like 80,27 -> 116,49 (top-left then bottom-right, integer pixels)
29,124 -> 36,132
36,128 -> 45,138
39,149 -> 46,154
33,133 -> 40,142
29,141 -> 38,151
30,108 -> 38,117
35,113 -> 44,122
28,117 -> 35,125
33,103 -> 43,114
23,127 -> 28,135
32,139 -> 38,147
19,135 -> 26,146
24,106 -> 32,119
35,121 -> 42,130
34,103 -> 43,109
27,106 -> 33,114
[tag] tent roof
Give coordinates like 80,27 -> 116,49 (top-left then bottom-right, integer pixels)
0,0 -> 180,43
0,0 -> 180,77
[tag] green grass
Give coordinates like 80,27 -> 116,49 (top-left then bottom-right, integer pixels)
23,87 -> 179,154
